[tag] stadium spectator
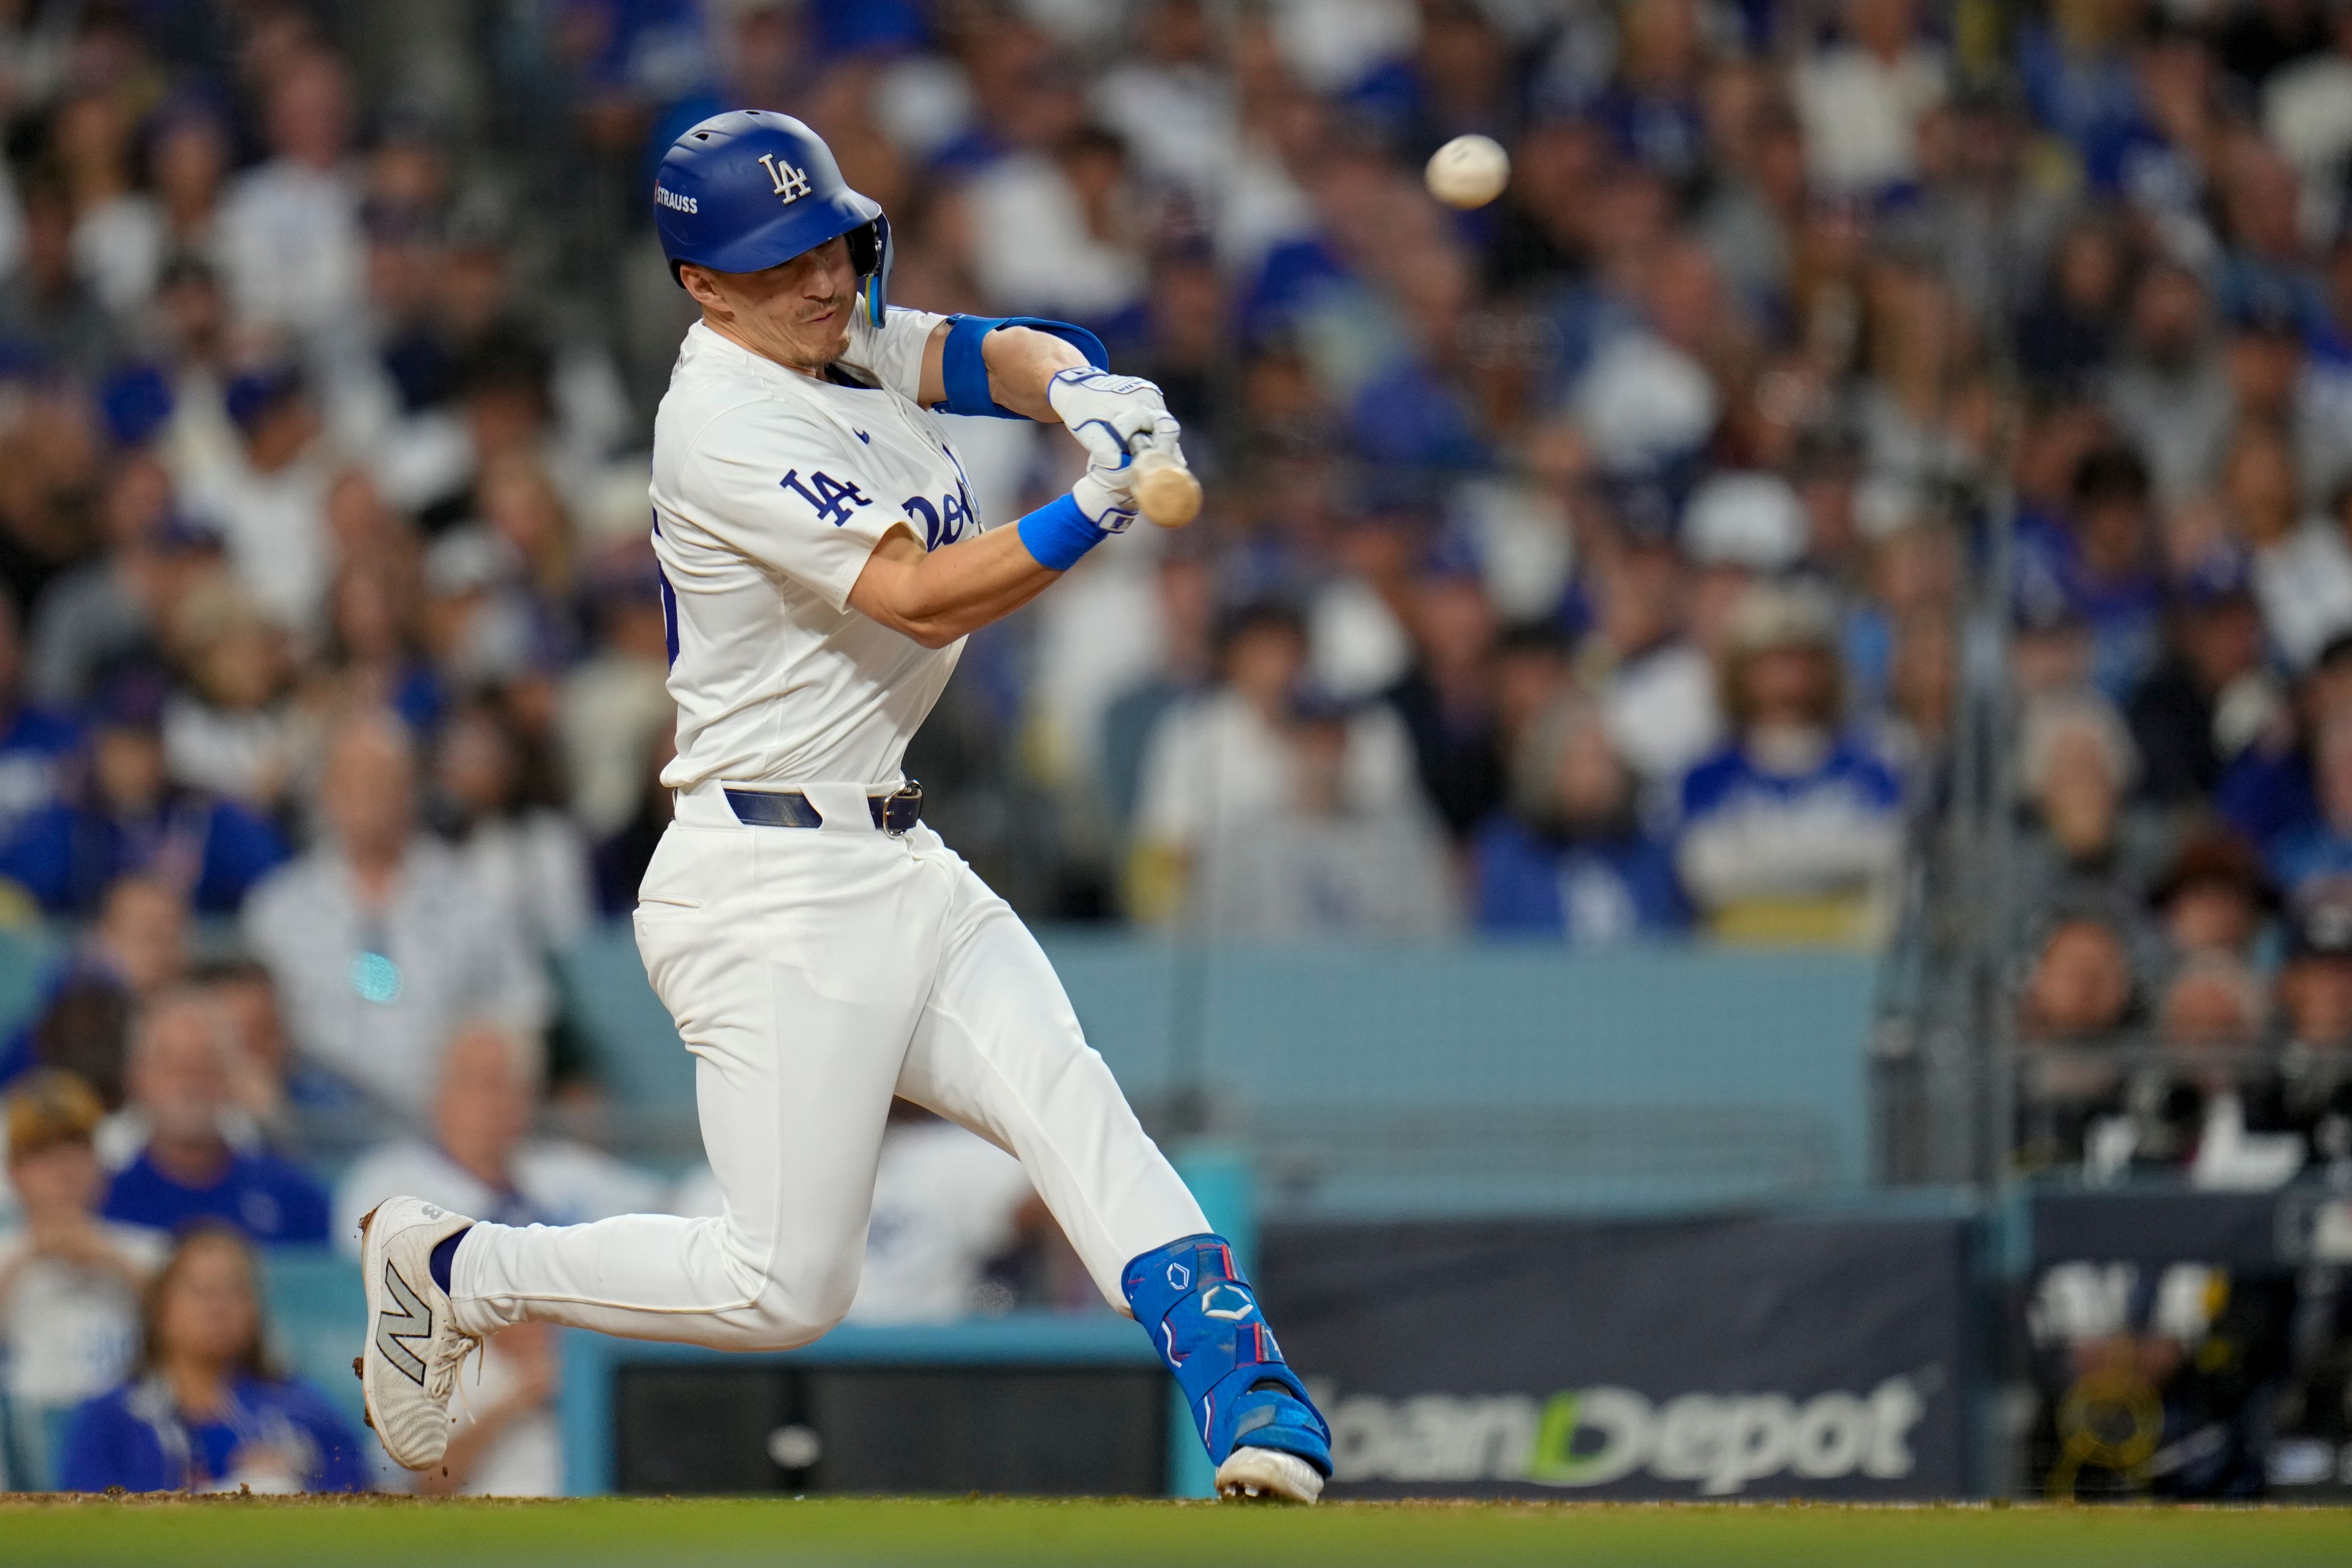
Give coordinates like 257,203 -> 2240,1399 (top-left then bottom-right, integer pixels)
1675,582 -> 1905,943
1474,694 -> 1687,941
1578,519 -> 1722,796
99,990 -> 330,1246
192,957 -> 326,1144
2105,263 -> 2231,506
1382,561 -> 1505,840
429,698 -> 592,955
159,577 -> 303,815
2125,575 -> 2278,807
2217,631 -> 2352,851
2011,688 -> 2177,925
2015,907 -> 2140,1170
0,672 -> 287,917
0,873 -> 189,1104
1129,600 -> 1423,922
55,1226 -> 365,1494
314,541 -> 441,736
1099,548 -> 1218,830
214,48 -> 364,347
2147,829 -> 2276,963
175,361 -> 339,639
2264,709 -> 2352,899
23,453 -> 216,711
0,173 -> 120,380
243,707 -> 548,1118
1794,0 -> 1947,197
1190,689 -> 1457,938
0,1071 -> 163,1488
2019,910 -> 2140,1047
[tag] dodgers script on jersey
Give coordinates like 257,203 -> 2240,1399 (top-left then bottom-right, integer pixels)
649,303 -> 975,791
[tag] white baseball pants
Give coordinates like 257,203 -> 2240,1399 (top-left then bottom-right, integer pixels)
447,783 -> 1208,1346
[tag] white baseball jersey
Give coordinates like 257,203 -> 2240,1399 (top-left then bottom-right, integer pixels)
649,304 -> 978,791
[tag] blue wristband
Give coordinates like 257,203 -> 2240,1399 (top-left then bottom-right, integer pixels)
1016,493 -> 1102,572
938,315 -> 1109,418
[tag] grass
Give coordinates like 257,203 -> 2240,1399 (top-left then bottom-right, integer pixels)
2,1496 -> 2351,1568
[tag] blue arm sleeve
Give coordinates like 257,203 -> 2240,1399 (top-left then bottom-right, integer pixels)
935,315 -> 1107,419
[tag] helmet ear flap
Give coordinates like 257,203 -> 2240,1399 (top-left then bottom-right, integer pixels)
850,215 -> 891,326
845,220 -> 882,278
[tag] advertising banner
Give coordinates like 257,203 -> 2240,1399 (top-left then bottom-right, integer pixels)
1258,1212 -> 1975,1499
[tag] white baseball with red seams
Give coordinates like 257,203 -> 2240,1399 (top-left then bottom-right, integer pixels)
418,298 -> 1209,1359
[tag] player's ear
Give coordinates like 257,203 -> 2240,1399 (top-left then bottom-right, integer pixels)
679,263 -> 728,314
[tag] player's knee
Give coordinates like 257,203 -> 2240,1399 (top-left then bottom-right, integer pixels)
733,1265 -> 858,1351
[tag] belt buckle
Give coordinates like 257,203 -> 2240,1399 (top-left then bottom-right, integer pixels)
881,778 -> 922,837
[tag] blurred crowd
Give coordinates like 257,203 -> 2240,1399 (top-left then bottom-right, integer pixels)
0,0 -> 2345,1494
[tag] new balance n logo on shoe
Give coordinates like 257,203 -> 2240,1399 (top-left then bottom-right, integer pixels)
376,1263 -> 432,1386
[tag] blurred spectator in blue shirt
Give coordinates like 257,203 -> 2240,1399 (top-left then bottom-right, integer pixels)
0,673 -> 285,917
2013,445 -> 2168,699
2220,632 -> 2352,852
2266,707 -> 2352,903
1675,582 -> 1907,944
99,990 -> 330,1248
1475,695 -> 1687,941
56,1226 -> 364,1494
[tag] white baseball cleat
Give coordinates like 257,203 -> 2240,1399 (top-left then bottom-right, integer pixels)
355,1196 -> 481,1471
1215,1446 -> 1325,1503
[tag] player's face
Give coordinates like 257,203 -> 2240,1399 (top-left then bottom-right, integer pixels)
684,236 -> 858,374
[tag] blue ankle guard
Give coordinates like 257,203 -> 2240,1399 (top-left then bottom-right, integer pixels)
1122,1234 -> 1331,1476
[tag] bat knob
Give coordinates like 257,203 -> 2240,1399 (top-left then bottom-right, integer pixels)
1131,449 -> 1202,529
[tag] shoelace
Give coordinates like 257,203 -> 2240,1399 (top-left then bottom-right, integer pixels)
424,1329 -> 486,1425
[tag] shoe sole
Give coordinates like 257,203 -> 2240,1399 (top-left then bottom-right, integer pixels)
1215,1447 -> 1324,1502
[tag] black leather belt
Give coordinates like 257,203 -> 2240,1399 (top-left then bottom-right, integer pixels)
722,781 -> 924,836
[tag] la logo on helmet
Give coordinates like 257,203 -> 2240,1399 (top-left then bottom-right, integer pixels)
756,153 -> 812,204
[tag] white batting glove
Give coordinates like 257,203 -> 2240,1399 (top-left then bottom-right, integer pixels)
1052,369 -> 1182,538
1048,366 -> 1183,467
1071,444 -> 1142,535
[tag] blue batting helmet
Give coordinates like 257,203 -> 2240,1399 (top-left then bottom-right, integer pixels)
653,109 -> 891,325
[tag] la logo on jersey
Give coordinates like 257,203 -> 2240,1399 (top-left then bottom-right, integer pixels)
757,152 -> 812,204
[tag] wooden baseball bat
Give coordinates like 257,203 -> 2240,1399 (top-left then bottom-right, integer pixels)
1132,448 -> 1202,529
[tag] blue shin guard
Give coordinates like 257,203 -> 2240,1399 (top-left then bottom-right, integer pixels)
1121,1234 -> 1331,1476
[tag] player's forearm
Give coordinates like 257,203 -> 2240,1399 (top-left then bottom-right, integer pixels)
849,526 -> 1060,648
983,326 -> 1088,420
914,322 -> 1088,421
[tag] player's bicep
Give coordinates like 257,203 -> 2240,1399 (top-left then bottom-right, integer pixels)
844,526 -> 931,639
843,304 -> 949,404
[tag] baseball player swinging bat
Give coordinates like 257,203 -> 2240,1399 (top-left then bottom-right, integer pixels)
353,110 -> 1329,1504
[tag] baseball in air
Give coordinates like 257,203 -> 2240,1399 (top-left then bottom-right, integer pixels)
1425,134 -> 1510,209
